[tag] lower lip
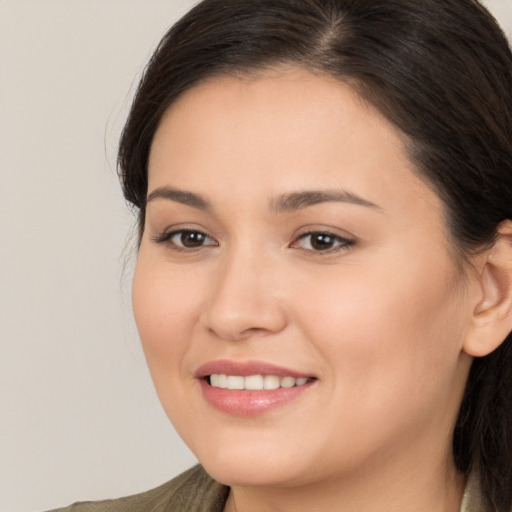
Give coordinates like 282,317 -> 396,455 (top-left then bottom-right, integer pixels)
199,379 -> 314,417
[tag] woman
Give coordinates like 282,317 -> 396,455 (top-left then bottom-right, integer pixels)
52,0 -> 512,511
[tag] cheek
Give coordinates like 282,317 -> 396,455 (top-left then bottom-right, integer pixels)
131,255 -> 203,391
292,254 -> 468,414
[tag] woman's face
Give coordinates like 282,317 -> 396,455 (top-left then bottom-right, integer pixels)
133,69 -> 473,488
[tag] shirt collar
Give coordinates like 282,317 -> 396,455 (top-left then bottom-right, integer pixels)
460,473 -> 485,512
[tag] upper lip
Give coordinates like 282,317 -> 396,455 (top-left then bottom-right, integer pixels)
195,360 -> 314,379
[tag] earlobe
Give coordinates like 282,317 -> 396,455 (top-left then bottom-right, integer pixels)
463,220 -> 512,358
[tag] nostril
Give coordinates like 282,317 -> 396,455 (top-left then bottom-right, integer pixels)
206,324 -> 284,342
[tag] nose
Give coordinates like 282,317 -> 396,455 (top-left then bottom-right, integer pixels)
200,250 -> 288,342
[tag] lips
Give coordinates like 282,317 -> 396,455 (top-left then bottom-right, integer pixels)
195,360 -> 316,416
195,359 -> 314,379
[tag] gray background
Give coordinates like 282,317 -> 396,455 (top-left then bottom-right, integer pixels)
1,1 -> 511,511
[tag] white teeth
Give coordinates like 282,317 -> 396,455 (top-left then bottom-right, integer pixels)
244,375 -> 264,390
209,374 -> 311,390
227,375 -> 245,390
280,376 -> 296,388
218,374 -> 228,388
263,375 -> 280,390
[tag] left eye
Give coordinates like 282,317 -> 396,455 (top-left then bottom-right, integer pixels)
292,232 -> 354,252
160,229 -> 217,249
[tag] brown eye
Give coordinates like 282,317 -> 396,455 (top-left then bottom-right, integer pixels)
293,232 -> 354,252
154,229 -> 217,249
178,231 -> 208,247
309,233 -> 337,250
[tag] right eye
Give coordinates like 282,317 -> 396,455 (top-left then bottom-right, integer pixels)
153,229 -> 218,250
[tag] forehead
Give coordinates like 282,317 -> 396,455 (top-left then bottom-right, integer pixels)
148,68 -> 439,217
152,68 -> 400,153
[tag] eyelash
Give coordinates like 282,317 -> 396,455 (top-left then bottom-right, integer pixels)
152,229 -> 355,254
151,229 -> 217,251
292,231 -> 355,254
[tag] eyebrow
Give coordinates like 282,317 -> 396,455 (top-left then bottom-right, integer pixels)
270,190 -> 381,213
146,186 -> 212,211
146,186 -> 380,213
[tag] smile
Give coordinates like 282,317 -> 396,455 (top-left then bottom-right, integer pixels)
196,361 -> 316,416
209,374 -> 310,390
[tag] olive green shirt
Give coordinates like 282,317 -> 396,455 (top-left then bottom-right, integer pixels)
49,466 -> 228,512
49,465 -> 484,512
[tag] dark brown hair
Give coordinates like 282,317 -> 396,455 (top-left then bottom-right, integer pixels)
118,1 -> 512,509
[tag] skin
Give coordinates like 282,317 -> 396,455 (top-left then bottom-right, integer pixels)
132,68 -> 484,512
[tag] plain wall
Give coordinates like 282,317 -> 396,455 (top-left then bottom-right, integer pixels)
1,2 -> 199,512
1,1 -> 511,511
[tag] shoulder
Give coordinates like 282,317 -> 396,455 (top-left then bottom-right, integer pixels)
47,465 -> 229,512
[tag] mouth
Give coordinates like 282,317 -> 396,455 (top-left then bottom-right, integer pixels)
207,374 -> 313,390
196,360 -> 317,416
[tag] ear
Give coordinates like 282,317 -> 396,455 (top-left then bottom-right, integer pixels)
463,220 -> 512,358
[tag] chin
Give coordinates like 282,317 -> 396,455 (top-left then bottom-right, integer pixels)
191,431 -> 335,490
181,430 -> 297,487
201,455 -> 298,488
